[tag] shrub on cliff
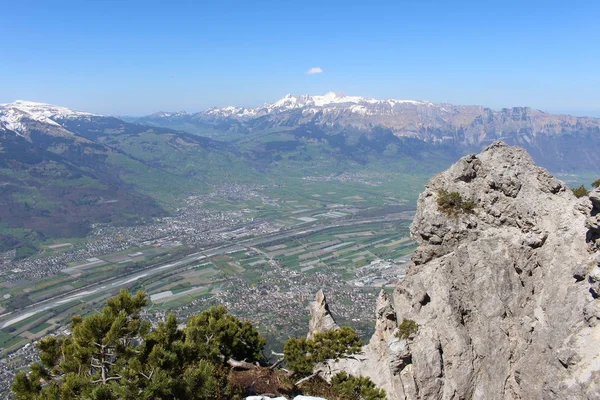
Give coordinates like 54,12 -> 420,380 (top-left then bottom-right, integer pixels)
396,318 -> 419,340
436,190 -> 475,216
331,372 -> 387,400
284,326 -> 362,375
299,372 -> 387,400
572,185 -> 589,198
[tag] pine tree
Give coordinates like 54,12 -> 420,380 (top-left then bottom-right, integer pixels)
12,290 -> 265,400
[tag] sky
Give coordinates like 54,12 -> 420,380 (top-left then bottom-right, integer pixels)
0,0 -> 599,116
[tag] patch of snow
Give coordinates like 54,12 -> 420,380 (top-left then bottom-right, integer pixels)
0,100 -> 100,136
204,92 -> 434,119
150,111 -> 189,118
203,105 -> 257,118
349,105 -> 368,115
1,100 -> 98,119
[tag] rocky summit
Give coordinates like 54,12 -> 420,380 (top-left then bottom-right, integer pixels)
317,142 -> 600,399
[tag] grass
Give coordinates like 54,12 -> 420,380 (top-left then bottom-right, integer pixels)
0,330 -> 15,347
28,323 -> 51,334
0,334 -> 27,350
6,313 -> 48,332
0,177 -> 418,358
170,282 -> 192,294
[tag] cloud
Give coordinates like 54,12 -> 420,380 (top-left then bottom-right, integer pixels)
306,67 -> 323,75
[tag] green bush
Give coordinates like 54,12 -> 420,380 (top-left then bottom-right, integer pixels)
284,326 -> 363,375
283,337 -> 314,375
12,290 -> 265,400
299,373 -> 387,400
184,304 -> 266,364
396,319 -> 419,340
436,190 -> 475,216
572,185 -> 589,198
591,179 -> 600,188
331,372 -> 387,400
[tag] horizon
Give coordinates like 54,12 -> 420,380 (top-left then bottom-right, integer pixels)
1,1 -> 599,117
3,92 -> 600,119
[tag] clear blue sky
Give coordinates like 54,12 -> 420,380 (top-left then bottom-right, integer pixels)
1,0 -> 599,116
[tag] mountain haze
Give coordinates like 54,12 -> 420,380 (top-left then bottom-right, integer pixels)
132,92 -> 600,171
1,96 -> 599,253
0,101 -> 254,251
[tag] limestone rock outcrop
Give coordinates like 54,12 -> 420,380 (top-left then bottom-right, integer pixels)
307,290 -> 339,340
321,142 -> 600,399
317,291 -> 410,400
587,187 -> 600,253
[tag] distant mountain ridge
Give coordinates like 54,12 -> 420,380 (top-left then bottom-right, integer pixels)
1,97 -> 599,252
0,100 -> 97,138
0,100 -> 254,251
130,92 -> 600,171
202,92 -> 434,119
137,92 -> 600,142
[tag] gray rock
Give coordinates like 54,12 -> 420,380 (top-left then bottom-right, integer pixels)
307,289 -> 339,340
316,290 -> 409,400
589,188 -> 600,209
322,142 -> 600,399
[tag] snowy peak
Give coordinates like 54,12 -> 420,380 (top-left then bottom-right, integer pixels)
203,105 -> 258,118
310,91 -> 371,106
147,110 -> 189,118
263,91 -> 432,110
2,100 -> 98,119
202,92 -> 435,119
0,100 -> 98,137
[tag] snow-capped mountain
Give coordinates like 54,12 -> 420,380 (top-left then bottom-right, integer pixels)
146,110 -> 189,118
0,100 -> 98,137
4,96 -> 600,171
201,92 -> 434,120
194,92 -> 600,146
129,92 -> 600,170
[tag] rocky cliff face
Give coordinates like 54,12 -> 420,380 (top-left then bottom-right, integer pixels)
307,289 -> 339,340
319,142 -> 600,399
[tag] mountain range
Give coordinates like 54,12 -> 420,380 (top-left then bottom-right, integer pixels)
0,101 -> 251,253
1,94 -> 599,252
129,92 -> 600,171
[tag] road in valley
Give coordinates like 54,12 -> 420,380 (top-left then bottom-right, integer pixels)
0,214 -> 411,329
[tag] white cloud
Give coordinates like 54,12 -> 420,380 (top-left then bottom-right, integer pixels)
306,67 -> 323,75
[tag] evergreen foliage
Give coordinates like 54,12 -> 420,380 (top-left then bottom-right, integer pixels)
331,372 -> 387,400
11,290 -> 263,400
592,179 -> 600,188
12,290 -> 385,399
436,189 -> 475,216
184,304 -> 265,364
396,319 -> 419,340
572,185 -> 589,198
284,326 -> 363,375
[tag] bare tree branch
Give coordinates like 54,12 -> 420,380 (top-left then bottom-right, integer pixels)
269,358 -> 285,370
295,372 -> 319,386
91,375 -> 122,384
227,358 -> 260,370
